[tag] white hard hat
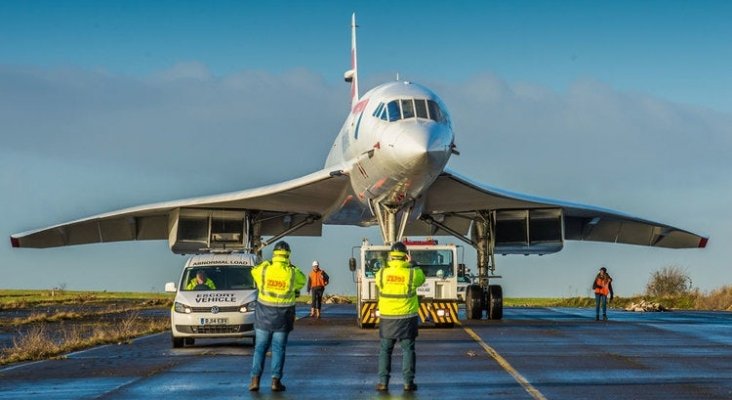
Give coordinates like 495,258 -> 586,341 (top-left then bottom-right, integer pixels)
312,260 -> 319,267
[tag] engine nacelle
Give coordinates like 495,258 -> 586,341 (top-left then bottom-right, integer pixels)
168,208 -> 251,254
494,208 -> 564,255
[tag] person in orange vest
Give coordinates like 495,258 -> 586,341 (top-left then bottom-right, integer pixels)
592,266 -> 614,321
307,260 -> 329,318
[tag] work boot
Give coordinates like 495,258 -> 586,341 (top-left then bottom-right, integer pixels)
248,376 -> 260,392
375,383 -> 388,392
404,382 -> 418,391
271,378 -> 286,392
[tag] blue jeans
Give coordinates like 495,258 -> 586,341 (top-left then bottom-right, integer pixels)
378,338 -> 415,385
595,294 -> 607,318
250,329 -> 289,379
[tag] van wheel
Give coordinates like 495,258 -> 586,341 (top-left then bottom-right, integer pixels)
172,337 -> 184,348
184,338 -> 195,346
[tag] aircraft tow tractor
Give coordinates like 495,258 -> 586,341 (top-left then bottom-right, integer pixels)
350,239 -> 484,328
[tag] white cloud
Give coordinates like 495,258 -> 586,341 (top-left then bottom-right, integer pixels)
154,61 -> 212,81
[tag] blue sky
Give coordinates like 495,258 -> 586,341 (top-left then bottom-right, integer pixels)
1,1 -> 730,297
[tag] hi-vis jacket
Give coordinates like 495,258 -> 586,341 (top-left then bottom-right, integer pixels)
185,277 -> 216,291
593,275 -> 613,297
252,251 -> 306,307
375,257 -> 426,319
307,269 -> 329,291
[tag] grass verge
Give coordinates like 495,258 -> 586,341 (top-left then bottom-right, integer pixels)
506,288 -> 732,311
0,289 -> 172,310
0,312 -> 170,366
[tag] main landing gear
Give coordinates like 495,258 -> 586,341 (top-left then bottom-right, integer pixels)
465,284 -> 503,320
423,211 -> 504,321
372,197 -> 504,321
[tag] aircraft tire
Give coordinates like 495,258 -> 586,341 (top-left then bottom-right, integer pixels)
488,285 -> 503,320
465,285 -> 484,320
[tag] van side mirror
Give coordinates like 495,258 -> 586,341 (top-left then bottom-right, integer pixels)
348,257 -> 356,272
165,282 -> 177,293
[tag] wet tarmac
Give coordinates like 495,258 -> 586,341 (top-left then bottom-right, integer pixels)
0,305 -> 731,399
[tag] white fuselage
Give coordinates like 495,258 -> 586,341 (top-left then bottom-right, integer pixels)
323,81 -> 454,225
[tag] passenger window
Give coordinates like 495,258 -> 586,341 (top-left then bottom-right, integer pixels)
427,100 -> 444,122
401,99 -> 415,119
386,100 -> 401,122
415,99 -> 428,119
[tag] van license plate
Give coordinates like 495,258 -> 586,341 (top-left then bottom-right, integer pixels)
200,318 -> 228,325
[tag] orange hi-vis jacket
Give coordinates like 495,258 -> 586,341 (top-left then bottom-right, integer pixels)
594,276 -> 611,296
309,270 -> 328,288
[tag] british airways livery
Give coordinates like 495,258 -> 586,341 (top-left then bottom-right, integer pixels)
11,15 -> 707,318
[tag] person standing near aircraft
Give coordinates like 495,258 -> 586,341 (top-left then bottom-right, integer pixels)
592,266 -> 614,321
249,241 -> 306,392
375,242 -> 426,392
307,260 -> 329,318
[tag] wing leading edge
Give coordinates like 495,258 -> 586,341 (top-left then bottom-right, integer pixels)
405,169 -> 708,251
10,166 -> 352,249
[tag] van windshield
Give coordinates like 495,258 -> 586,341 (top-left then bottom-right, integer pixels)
181,266 -> 255,291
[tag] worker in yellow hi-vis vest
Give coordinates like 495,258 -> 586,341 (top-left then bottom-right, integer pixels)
375,241 -> 425,392
248,241 -> 305,393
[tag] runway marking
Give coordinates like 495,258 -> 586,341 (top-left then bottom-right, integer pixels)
0,359 -> 44,373
461,325 -> 548,400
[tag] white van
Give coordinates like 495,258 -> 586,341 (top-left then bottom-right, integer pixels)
165,252 -> 259,348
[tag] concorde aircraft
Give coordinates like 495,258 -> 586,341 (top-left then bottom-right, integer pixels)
11,14 -> 707,319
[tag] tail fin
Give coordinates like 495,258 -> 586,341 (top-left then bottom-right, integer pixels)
344,13 -> 359,109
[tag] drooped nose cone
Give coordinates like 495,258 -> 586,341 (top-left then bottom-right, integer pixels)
392,123 -> 454,171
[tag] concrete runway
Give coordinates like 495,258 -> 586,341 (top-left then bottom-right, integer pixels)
1,305 -> 731,399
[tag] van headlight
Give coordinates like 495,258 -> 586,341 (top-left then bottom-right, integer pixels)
240,301 -> 257,313
174,302 -> 192,314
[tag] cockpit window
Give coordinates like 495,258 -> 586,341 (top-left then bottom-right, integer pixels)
401,99 -> 415,119
414,99 -> 428,119
386,101 -> 401,122
427,100 -> 444,123
372,103 -> 388,121
379,98 -> 446,123
372,103 -> 384,118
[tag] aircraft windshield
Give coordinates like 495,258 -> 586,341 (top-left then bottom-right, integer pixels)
373,99 -> 447,123
363,249 -> 454,278
180,266 -> 255,291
